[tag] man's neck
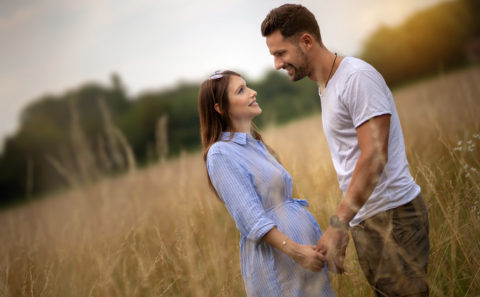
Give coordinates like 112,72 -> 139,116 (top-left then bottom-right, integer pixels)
308,47 -> 340,92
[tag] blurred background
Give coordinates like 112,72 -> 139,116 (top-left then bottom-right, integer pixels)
0,0 -> 479,206
1,1 -> 480,296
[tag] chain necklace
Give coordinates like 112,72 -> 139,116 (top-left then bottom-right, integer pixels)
325,52 -> 337,88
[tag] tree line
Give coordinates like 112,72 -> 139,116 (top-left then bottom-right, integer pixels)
360,0 -> 479,86
0,0 -> 478,207
0,71 -> 320,206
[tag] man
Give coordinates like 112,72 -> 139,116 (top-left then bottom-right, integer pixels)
261,4 -> 429,297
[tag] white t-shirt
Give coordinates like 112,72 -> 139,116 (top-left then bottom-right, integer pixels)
319,56 -> 420,226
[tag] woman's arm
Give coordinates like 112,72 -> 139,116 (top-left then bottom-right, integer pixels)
207,149 -> 324,272
207,150 -> 276,241
263,227 -> 325,272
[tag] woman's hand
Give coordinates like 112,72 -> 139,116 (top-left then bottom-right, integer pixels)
289,243 -> 326,272
262,227 -> 325,272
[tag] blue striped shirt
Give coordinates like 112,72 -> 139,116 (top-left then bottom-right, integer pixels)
207,132 -> 336,297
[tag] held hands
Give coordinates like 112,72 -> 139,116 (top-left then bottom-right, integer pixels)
263,228 -> 325,272
290,243 -> 326,272
316,226 -> 349,274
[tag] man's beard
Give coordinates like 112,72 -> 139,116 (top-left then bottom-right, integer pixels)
288,46 -> 310,81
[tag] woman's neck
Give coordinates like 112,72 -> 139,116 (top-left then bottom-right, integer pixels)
231,120 -> 252,134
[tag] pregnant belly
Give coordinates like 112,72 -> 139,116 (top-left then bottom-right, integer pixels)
266,199 -> 323,245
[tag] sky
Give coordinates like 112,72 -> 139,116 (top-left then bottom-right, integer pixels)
0,0 -> 449,149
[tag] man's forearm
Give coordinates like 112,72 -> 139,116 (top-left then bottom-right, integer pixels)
335,149 -> 387,223
335,115 -> 390,224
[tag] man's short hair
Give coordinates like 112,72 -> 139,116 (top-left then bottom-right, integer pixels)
261,4 -> 322,44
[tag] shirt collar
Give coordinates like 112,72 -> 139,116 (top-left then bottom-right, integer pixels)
221,132 -> 249,145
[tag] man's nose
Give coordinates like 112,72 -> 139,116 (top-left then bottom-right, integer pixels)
274,57 -> 284,70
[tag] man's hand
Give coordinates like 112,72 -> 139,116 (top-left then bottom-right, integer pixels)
316,226 -> 349,274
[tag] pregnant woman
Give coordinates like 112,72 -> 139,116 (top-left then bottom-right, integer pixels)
198,70 -> 335,297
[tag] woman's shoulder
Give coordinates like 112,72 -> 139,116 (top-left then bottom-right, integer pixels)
207,140 -> 234,158
206,141 -> 244,172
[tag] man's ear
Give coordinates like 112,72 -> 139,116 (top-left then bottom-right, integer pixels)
299,33 -> 313,51
214,103 -> 222,114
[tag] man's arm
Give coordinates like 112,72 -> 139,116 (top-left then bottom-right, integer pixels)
317,114 -> 391,273
336,114 -> 391,223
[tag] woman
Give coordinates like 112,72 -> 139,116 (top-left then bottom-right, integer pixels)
198,70 -> 335,297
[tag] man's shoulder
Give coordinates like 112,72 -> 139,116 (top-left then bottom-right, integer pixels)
339,57 -> 387,90
342,57 -> 378,75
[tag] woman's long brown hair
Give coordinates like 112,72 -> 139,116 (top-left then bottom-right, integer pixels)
198,71 -> 264,162
198,70 -> 286,196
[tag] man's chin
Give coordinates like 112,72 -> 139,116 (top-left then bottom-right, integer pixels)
283,69 -> 304,81
291,75 -> 304,82
287,72 -> 298,81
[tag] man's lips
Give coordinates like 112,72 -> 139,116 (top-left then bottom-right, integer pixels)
284,66 -> 294,76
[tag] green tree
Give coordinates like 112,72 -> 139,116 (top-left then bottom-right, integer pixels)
361,0 -> 477,86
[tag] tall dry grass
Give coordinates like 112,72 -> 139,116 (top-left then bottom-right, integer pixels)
0,66 -> 479,297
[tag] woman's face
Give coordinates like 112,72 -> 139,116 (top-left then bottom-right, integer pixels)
226,75 -> 262,125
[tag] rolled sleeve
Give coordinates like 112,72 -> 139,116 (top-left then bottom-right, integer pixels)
207,150 -> 276,241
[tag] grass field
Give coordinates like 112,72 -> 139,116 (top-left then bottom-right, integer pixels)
0,66 -> 479,297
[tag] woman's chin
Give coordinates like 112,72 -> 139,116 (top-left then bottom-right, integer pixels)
249,110 -> 262,120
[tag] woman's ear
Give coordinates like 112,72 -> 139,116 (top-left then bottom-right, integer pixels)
214,103 -> 222,114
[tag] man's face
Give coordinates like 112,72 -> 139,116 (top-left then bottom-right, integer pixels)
266,30 -> 310,81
